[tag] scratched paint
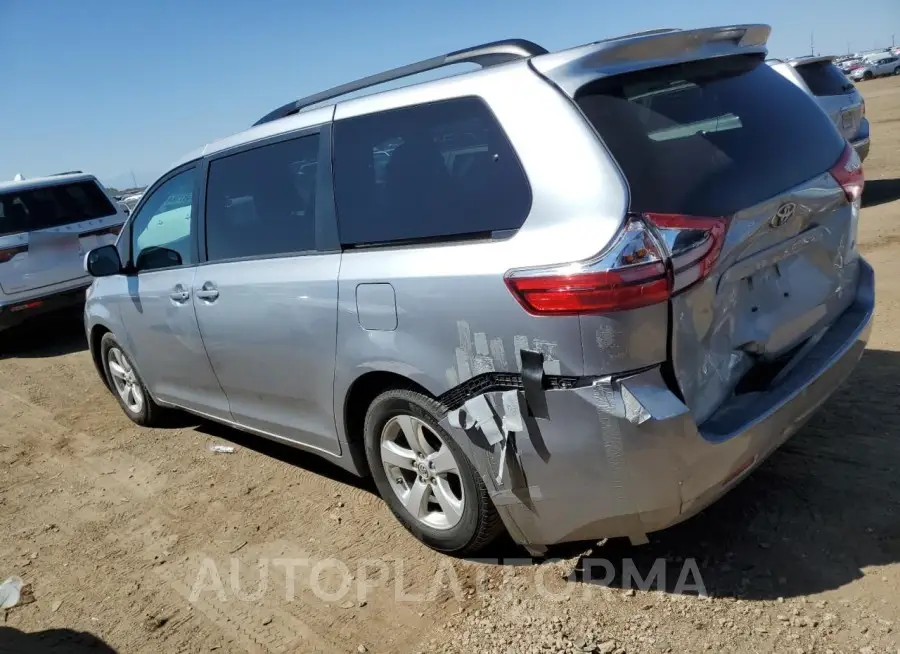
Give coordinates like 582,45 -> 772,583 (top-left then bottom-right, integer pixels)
595,323 -> 626,361
512,335 -> 529,371
452,321 -> 561,383
489,337 -> 507,369
474,332 -> 490,356
533,339 -> 562,375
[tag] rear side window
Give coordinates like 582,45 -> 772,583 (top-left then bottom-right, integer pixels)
0,180 -> 117,236
204,134 -> 320,262
793,61 -> 856,96
333,97 -> 531,246
576,55 -> 846,217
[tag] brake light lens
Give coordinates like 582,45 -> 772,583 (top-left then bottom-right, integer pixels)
830,142 -> 864,203
0,245 -> 27,264
505,213 -> 729,315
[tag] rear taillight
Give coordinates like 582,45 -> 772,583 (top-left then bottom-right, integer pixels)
830,142 -> 864,203
0,245 -> 27,264
505,213 -> 728,315
646,213 -> 728,293
861,98 -> 866,116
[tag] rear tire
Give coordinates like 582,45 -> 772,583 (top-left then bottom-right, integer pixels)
100,333 -> 166,427
363,389 -> 504,555
894,66 -> 900,76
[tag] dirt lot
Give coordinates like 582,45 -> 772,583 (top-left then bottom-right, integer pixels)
3,78 -> 900,654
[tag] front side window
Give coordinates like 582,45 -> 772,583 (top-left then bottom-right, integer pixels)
204,134 -> 320,262
130,169 -> 196,271
333,97 -> 531,246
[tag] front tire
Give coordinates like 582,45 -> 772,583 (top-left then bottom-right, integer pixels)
864,71 -> 874,80
100,333 -> 165,426
363,389 -> 504,555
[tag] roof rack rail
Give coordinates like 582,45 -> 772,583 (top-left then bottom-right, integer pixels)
51,170 -> 83,176
253,38 -> 548,127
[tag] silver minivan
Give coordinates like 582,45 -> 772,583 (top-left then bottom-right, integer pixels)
0,173 -> 125,332
84,25 -> 873,556
768,56 -> 870,161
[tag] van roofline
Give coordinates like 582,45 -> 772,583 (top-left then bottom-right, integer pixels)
180,24 -> 770,167
252,27 -> 764,128
253,39 -> 549,127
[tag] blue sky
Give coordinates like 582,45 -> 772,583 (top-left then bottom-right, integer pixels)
2,0 -> 897,189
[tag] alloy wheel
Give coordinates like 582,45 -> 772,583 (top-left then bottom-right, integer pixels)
380,414 -> 465,530
107,347 -> 144,414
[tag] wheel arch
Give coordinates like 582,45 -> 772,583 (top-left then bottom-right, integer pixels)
89,324 -> 113,390
340,369 -> 444,477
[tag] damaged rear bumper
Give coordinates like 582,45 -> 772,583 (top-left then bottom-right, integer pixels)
440,260 -> 874,550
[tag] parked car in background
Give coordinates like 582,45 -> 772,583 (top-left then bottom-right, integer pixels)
838,58 -> 864,73
768,56 -> 870,161
0,173 -> 126,332
851,54 -> 900,81
122,193 -> 143,213
84,25 -> 871,556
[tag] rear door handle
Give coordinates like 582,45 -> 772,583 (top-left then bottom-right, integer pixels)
196,282 -> 219,302
169,285 -> 190,304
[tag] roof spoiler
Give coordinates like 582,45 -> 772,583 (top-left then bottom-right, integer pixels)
253,39 -> 548,126
532,24 -> 771,95
786,55 -> 837,65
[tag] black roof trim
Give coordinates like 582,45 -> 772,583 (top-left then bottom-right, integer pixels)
252,39 -> 548,127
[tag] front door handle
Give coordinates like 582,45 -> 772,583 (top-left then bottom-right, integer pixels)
169,284 -> 190,304
196,281 -> 219,302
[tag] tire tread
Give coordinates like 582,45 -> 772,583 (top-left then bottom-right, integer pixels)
363,388 -> 504,556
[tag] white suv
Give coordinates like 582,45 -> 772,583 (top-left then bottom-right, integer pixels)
0,173 -> 126,332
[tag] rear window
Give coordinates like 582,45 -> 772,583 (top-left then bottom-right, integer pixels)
0,180 -> 117,237
576,55 -> 846,217
333,97 -> 531,246
793,61 -> 856,96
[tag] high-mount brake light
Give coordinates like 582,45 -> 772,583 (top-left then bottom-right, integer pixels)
505,213 -> 729,315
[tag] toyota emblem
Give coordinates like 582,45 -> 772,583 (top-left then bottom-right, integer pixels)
770,202 -> 797,228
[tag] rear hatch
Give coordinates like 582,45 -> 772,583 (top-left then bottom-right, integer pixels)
573,54 -> 862,423
0,179 -> 123,296
791,58 -> 864,142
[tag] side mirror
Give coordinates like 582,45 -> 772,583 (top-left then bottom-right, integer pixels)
85,245 -> 122,277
